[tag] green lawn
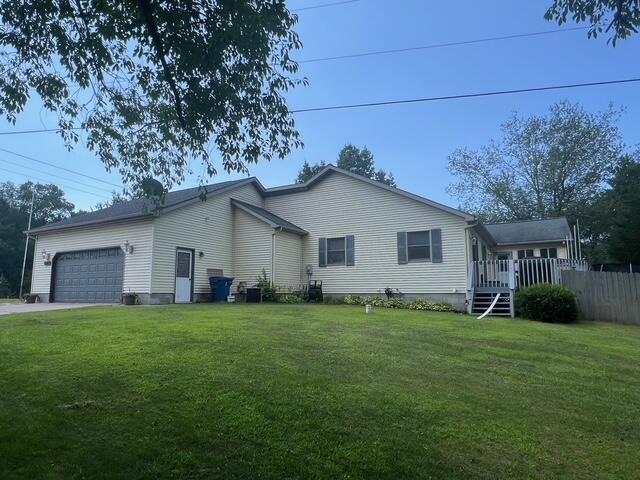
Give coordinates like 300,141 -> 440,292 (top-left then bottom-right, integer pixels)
1,305 -> 639,479
0,298 -> 22,304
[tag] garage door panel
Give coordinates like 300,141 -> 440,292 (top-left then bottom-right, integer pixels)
53,247 -> 124,303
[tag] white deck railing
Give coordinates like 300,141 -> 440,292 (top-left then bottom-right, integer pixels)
469,258 -> 589,290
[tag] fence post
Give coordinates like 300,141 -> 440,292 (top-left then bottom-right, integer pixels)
508,260 -> 515,318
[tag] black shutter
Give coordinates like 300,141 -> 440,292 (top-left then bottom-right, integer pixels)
431,229 -> 442,263
346,235 -> 355,266
319,237 -> 327,267
397,232 -> 407,264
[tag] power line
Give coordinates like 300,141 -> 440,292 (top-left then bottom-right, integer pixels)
289,77 -> 640,113
292,0 -> 360,12
297,26 -> 590,64
0,157 -> 115,194
0,147 -> 123,189
0,127 -> 83,136
0,78 -> 637,133
0,166 -> 111,200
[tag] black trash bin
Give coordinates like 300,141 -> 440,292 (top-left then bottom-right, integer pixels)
209,276 -> 234,302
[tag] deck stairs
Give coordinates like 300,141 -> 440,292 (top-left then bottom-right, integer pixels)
471,290 -> 512,317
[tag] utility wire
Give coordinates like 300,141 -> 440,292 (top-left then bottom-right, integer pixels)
0,78 -> 638,132
289,78 -> 640,113
0,166 -> 111,200
292,0 -> 360,12
0,127 -> 83,136
0,157 -> 115,194
0,147 -> 123,189
297,26 -> 591,64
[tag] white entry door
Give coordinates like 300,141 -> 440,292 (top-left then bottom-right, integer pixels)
175,249 -> 193,303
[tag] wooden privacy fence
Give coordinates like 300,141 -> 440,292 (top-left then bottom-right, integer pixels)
561,270 -> 640,325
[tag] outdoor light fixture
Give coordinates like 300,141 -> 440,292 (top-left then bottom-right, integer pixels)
123,241 -> 134,254
41,250 -> 51,265
199,251 -> 204,258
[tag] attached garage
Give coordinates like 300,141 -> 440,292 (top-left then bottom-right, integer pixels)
52,247 -> 124,303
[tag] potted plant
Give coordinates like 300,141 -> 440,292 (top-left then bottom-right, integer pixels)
122,292 -> 138,305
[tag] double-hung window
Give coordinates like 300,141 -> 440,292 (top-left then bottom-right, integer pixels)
326,237 -> 346,265
397,229 -> 443,264
540,247 -> 558,258
407,230 -> 431,262
319,235 -> 355,267
517,249 -> 534,259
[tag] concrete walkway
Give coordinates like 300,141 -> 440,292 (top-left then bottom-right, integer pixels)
0,302 -> 115,316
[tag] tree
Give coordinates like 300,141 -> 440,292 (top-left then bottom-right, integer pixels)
0,1 -> 304,190
447,101 -> 624,222
93,191 -> 132,211
0,182 -> 75,225
295,144 -> 396,186
545,1 -> 640,45
0,182 -> 75,295
296,160 -> 326,183
602,154 -> 640,263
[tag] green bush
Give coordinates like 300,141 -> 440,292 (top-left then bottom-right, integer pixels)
256,269 -> 277,302
516,284 -> 578,323
278,293 -> 306,304
408,300 -> 456,312
344,295 -> 455,312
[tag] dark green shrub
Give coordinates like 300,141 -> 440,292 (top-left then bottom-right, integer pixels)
278,293 -> 306,304
256,269 -> 277,302
408,300 -> 456,312
516,284 -> 578,323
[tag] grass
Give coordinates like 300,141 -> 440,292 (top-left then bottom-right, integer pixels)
0,298 -> 22,304
1,304 -> 639,479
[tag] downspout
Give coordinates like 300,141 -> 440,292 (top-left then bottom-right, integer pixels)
464,222 -> 477,314
271,227 -> 283,286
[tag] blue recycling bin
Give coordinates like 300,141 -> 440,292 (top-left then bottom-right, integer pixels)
209,276 -> 234,302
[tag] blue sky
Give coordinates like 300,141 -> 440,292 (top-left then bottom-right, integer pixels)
1,0 -> 639,210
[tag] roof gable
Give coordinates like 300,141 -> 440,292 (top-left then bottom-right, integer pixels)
231,199 -> 307,235
28,178 -> 262,234
264,165 -> 475,221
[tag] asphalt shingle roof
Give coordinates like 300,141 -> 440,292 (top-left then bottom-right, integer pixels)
484,217 -> 572,245
28,179 -> 249,234
231,199 -> 307,235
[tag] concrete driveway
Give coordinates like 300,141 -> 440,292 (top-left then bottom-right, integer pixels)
0,302 -> 116,316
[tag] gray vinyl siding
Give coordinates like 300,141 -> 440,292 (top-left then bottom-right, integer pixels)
30,218 -> 154,296
150,183 -> 263,297
231,207 -> 273,290
265,171 -> 469,295
274,230 -> 303,290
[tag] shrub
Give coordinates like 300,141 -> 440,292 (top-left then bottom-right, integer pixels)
278,293 -> 306,304
345,295 -> 455,312
408,300 -> 456,312
344,295 -> 366,305
383,297 -> 407,309
516,284 -> 578,323
256,269 -> 277,302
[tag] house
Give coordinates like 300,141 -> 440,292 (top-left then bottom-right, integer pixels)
27,165 -> 580,311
